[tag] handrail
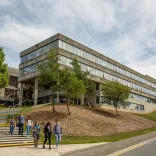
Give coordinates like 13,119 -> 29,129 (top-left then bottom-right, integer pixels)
23,115 -> 44,135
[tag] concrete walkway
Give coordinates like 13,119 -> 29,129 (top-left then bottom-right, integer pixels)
63,131 -> 156,156
0,143 -> 108,156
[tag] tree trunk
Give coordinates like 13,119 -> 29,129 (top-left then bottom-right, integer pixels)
50,95 -> 56,113
67,98 -> 71,115
115,106 -> 118,116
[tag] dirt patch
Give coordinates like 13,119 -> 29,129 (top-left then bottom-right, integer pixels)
28,105 -> 156,136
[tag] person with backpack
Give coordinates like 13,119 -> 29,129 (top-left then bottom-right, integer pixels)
54,119 -> 62,149
17,112 -> 25,136
9,116 -> 15,135
43,122 -> 52,149
33,122 -> 40,148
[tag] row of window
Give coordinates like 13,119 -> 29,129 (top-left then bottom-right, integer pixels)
129,93 -> 156,104
101,98 -> 145,111
21,60 -> 45,74
20,41 -> 58,63
59,55 -> 156,97
59,40 -> 156,89
127,103 -> 145,111
20,54 -> 156,98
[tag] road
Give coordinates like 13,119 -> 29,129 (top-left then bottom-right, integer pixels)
119,138 -> 156,156
63,131 -> 156,156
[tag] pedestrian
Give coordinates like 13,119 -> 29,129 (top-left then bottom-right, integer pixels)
26,116 -> 32,137
54,119 -> 62,149
17,112 -> 25,136
33,122 -> 40,148
43,122 -> 52,149
9,116 -> 15,135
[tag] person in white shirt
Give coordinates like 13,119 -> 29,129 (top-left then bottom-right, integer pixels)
27,116 -> 32,137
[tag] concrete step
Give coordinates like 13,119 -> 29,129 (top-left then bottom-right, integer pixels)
0,140 -> 34,144
0,119 -> 7,124
0,135 -> 32,139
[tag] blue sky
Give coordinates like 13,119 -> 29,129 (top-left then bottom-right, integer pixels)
0,0 -> 156,78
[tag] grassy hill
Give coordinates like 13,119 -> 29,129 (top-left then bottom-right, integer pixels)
27,105 -> 156,136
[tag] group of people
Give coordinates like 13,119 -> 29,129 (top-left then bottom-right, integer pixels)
9,112 -> 62,149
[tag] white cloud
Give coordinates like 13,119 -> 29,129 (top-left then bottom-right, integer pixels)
0,0 -> 156,79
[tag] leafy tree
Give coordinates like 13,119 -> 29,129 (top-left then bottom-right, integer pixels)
0,47 -> 8,89
60,67 -> 86,114
101,81 -> 130,116
38,49 -> 60,112
71,58 -> 96,101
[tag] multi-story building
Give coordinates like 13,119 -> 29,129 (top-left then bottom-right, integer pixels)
0,67 -> 19,106
19,33 -> 156,113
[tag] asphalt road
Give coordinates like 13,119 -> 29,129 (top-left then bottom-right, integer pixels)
120,139 -> 156,156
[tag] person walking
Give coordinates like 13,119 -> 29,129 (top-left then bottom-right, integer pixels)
17,112 -> 25,136
26,116 -> 32,137
9,116 -> 15,135
54,119 -> 62,149
43,122 -> 52,149
33,122 -> 40,148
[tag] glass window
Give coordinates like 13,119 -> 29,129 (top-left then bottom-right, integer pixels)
77,49 -> 81,56
62,41 -> 66,50
80,49 -> 83,57
73,47 -> 77,55
66,43 -> 70,51
59,40 -> 63,48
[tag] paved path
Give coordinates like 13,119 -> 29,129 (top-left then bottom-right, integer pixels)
63,131 -> 156,156
0,143 -> 107,156
119,137 -> 156,156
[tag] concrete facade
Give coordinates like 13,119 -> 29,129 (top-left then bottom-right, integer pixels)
0,67 -> 19,106
19,33 -> 156,113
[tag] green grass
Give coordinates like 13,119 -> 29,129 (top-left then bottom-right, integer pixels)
39,127 -> 156,144
137,112 -> 156,122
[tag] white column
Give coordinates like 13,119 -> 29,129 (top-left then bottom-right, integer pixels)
34,78 -> 38,105
56,92 -> 59,104
19,83 -> 23,106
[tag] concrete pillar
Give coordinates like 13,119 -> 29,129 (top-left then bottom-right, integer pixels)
34,78 -> 38,105
80,94 -> 84,105
19,83 -> 23,106
56,92 -> 59,104
50,96 -> 53,103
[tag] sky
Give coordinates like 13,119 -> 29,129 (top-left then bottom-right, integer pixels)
0,0 -> 156,78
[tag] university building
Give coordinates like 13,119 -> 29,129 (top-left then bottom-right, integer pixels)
0,67 -> 19,106
19,33 -> 156,113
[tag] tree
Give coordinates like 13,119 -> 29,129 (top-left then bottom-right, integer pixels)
38,49 -> 60,112
101,81 -> 130,116
60,68 -> 86,114
0,47 -> 8,89
71,58 -> 96,102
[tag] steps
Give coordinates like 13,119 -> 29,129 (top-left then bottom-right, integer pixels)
0,126 -> 35,147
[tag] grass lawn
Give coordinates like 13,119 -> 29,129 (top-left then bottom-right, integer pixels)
39,127 -> 156,144
137,112 -> 156,122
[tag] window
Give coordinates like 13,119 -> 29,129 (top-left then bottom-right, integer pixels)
59,40 -> 63,48
63,42 -> 66,50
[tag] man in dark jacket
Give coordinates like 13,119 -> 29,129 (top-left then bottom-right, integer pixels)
17,113 -> 25,136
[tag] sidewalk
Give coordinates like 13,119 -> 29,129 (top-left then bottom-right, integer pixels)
63,131 -> 156,156
0,143 -> 108,156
